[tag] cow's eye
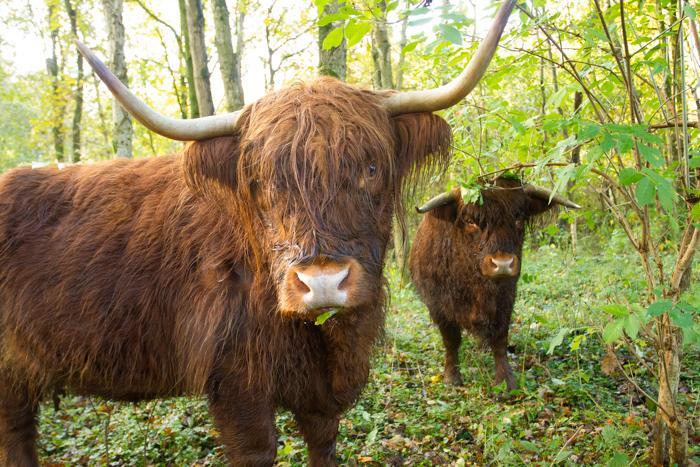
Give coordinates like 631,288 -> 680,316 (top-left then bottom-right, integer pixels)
465,222 -> 480,233
368,163 -> 377,177
515,219 -> 524,230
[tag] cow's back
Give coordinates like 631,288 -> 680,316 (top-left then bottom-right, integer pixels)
0,156 -> 242,398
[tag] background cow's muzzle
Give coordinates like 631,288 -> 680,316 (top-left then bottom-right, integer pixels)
480,252 -> 520,279
279,256 -> 368,316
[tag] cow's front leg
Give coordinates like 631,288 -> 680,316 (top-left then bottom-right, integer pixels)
436,319 -> 463,386
207,389 -> 277,467
294,412 -> 339,467
491,333 -> 517,392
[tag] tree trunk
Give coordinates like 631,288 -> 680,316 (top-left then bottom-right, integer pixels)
186,0 -> 215,116
179,0 -> 199,118
47,3 -> 65,162
318,0 -> 346,80
371,1 -> 393,89
101,0 -> 133,158
64,0 -> 83,162
212,0 -> 244,111
395,7 -> 409,90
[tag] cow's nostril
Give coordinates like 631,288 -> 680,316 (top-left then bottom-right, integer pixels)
294,272 -> 311,293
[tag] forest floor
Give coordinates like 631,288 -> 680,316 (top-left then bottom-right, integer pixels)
38,242 -> 699,466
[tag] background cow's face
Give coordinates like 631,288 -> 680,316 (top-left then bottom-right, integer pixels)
185,79 -> 451,319
425,177 -> 558,281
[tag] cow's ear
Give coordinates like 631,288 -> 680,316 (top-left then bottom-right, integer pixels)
526,196 -> 558,218
416,189 -> 461,222
392,113 -> 452,181
183,135 -> 240,201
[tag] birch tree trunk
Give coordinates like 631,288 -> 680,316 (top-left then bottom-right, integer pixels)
186,0 -> 215,116
318,0 -> 346,80
101,0 -> 133,158
212,0 -> 244,111
371,0 -> 393,89
47,3 -> 65,162
64,0 -> 83,162
179,0 -> 199,118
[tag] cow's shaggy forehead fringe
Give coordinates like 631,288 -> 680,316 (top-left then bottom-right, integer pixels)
233,78 -> 453,266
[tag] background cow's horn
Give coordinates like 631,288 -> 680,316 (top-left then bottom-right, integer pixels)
382,0 -> 516,115
76,41 -> 240,141
523,185 -> 581,209
416,190 -> 459,213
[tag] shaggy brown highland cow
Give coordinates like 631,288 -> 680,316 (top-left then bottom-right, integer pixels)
0,2 -> 514,465
409,177 -> 579,391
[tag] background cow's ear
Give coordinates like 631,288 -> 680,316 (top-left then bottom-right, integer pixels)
527,196 -> 558,218
183,136 -> 240,200
392,113 -> 452,181
428,197 -> 460,222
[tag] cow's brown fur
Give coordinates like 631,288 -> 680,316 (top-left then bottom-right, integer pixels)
409,177 -> 555,391
0,78 -> 451,466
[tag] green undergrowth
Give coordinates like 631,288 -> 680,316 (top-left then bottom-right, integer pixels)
38,242 -> 699,466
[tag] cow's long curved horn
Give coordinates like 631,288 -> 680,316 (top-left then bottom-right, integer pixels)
76,41 -> 240,141
416,190 -> 459,213
523,185 -> 581,209
383,0 -> 516,115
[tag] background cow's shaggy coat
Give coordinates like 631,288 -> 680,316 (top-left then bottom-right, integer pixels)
0,79 -> 451,466
409,177 -> 564,391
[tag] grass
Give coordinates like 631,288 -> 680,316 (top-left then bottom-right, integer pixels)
38,241 -> 699,466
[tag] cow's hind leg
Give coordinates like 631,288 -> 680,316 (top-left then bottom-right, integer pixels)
0,376 -> 40,467
435,319 -> 463,386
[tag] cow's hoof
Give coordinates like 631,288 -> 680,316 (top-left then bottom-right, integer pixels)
444,371 -> 464,386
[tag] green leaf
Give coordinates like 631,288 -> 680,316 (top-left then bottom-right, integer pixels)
638,143 -> 664,168
619,168 -> 643,185
670,309 -> 694,328
408,17 -> 432,27
344,21 -> 371,48
407,6 -> 429,15
647,299 -> 673,317
318,12 -> 347,27
684,3 -> 697,18
547,327 -> 570,354
437,24 -> 462,45
691,202 -> 700,221
315,308 -> 339,325
402,40 -> 420,54
624,313 -> 641,339
322,26 -> 344,50
603,319 -> 626,343
608,452 -> 630,467
601,304 -> 628,318
635,177 -> 656,206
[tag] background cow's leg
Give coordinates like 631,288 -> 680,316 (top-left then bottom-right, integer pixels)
0,377 -> 40,467
491,333 -> 517,391
436,319 -> 463,386
208,391 -> 277,467
294,412 -> 339,467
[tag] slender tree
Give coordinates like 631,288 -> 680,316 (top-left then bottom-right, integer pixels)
212,0 -> 244,111
186,0 -> 215,116
318,0 -> 346,80
64,0 -> 83,162
371,0 -> 393,89
101,0 -> 133,157
46,1 -> 65,162
179,0 -> 199,117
